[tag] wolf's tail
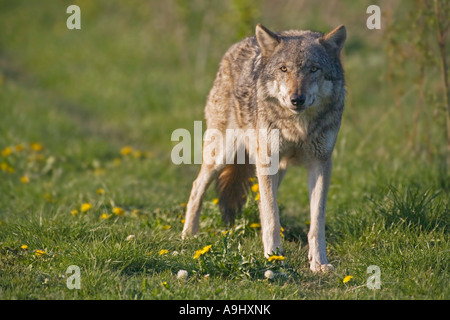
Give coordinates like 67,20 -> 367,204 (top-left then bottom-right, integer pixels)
216,154 -> 254,226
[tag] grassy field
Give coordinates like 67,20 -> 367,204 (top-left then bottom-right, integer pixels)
0,1 -> 448,300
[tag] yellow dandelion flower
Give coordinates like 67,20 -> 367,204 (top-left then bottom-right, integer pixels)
132,150 -> 142,158
180,202 -> 186,208
131,209 -> 140,217
44,193 -> 55,203
71,209 -> 79,216
193,251 -> 202,259
144,151 -> 153,158
0,162 -> 11,172
159,249 -> 169,256
113,207 -> 125,216
94,168 -> 106,175
100,213 -> 111,220
193,245 -> 212,259
212,198 -> 219,205
30,154 -> 44,162
249,222 -> 261,228
21,245 -> 28,250
20,175 -> 30,184
162,225 -> 171,230
120,146 -> 133,156
1,147 -> 12,157
96,188 -> 104,195
15,144 -> 23,152
35,249 -> 46,257
113,158 -> 121,167
30,143 -> 43,152
268,255 -> 285,262
251,183 -> 259,193
343,275 -> 353,283
81,203 -> 92,212
180,219 -> 185,224
254,193 -> 260,201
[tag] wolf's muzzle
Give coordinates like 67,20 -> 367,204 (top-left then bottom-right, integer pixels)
290,94 -> 306,107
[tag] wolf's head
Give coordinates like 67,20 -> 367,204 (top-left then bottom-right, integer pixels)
256,24 -> 346,114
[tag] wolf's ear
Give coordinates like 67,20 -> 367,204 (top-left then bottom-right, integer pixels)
319,25 -> 346,57
256,24 -> 280,58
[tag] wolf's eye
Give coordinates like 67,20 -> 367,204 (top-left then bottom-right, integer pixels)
310,66 -> 319,73
280,66 -> 288,72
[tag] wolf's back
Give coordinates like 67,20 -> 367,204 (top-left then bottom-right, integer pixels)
204,36 -> 261,130
204,37 -> 262,225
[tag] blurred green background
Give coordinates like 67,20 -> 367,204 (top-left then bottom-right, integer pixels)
0,0 -> 448,299
1,0 -> 448,209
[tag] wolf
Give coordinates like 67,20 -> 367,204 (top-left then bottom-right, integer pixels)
182,24 -> 346,273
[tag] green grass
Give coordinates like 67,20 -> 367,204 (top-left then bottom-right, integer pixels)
0,1 -> 448,300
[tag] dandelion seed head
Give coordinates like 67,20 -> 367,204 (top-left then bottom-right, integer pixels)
177,269 -> 188,280
264,270 -> 274,279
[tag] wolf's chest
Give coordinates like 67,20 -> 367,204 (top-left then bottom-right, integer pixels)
278,115 -> 339,161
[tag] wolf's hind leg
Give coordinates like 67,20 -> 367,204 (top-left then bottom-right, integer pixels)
182,163 -> 222,238
277,158 -> 288,188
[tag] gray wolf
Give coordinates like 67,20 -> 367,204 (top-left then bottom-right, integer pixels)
182,24 -> 346,273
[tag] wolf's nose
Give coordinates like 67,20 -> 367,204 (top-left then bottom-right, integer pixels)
291,94 -> 306,107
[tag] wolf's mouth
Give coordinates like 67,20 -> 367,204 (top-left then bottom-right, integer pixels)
288,105 -> 306,113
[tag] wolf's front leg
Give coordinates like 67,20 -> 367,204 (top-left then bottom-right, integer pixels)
307,158 -> 334,273
256,167 -> 282,257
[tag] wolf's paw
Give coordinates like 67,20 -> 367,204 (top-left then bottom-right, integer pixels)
181,229 -> 198,240
310,262 -> 334,273
181,222 -> 199,240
